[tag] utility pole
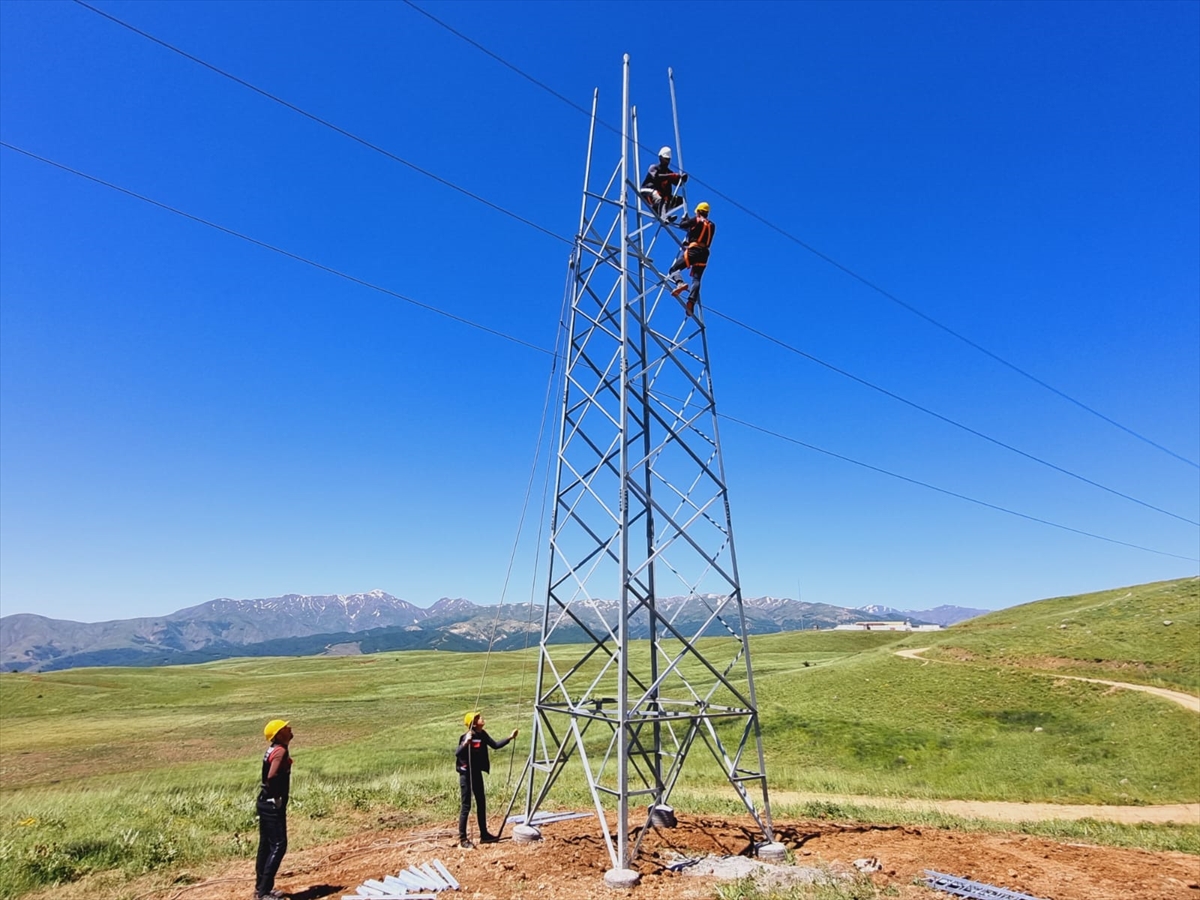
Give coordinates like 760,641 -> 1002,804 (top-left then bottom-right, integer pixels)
508,56 -> 780,885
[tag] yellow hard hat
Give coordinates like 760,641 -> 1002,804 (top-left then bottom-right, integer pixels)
695,202 -> 710,215
464,711 -> 479,728
264,719 -> 289,741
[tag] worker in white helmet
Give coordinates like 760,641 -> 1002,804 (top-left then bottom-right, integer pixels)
639,145 -> 688,221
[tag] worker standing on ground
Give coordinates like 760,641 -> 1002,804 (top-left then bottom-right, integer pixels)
455,711 -> 518,848
668,201 -> 715,316
255,719 -> 293,900
640,146 -> 688,220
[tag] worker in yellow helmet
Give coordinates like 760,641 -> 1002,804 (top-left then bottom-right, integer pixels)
668,201 -> 715,316
255,719 -> 294,900
455,711 -> 518,848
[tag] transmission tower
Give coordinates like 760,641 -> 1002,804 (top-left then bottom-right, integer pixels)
509,57 -> 777,881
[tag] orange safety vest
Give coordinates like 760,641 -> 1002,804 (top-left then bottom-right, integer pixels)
684,215 -> 714,271
687,216 -> 714,250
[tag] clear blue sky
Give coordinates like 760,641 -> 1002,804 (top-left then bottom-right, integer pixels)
1,0 -> 1197,623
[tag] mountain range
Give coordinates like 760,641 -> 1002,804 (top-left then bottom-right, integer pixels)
856,603 -> 989,627
0,591 -> 988,673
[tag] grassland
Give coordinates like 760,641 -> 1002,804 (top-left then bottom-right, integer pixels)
907,577 -> 1200,692
0,579 -> 1196,898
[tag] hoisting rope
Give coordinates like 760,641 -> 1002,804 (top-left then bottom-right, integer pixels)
472,250 -> 575,780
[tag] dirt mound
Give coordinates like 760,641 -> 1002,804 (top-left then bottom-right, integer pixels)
154,812 -> 1199,900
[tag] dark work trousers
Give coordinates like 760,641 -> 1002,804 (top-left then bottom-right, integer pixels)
640,188 -> 684,218
458,768 -> 488,838
255,801 -> 288,896
670,245 -> 709,304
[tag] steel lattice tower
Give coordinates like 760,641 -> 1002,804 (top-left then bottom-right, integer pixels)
510,58 -> 775,876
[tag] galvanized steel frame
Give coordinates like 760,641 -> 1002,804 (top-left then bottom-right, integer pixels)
509,57 -> 773,871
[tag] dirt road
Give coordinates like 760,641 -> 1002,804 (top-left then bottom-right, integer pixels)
771,790 -> 1200,825
894,646 -> 1200,713
884,646 -> 1200,825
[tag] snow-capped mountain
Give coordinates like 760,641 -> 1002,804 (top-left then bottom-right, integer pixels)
0,591 -> 967,673
0,591 -> 428,671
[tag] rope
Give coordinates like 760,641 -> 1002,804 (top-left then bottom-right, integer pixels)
472,251 -> 572,767
503,255 -> 574,785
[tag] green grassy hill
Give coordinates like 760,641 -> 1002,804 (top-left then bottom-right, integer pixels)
909,576 -> 1199,692
0,580 -> 1195,898
745,577 -> 1199,802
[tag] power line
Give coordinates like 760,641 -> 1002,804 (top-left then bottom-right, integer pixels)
0,143 -> 553,357
399,0 -> 1199,472
67,0 -> 1197,527
5,141 -> 1193,565
719,413 -> 1198,563
708,309 -> 1199,527
71,0 -> 572,249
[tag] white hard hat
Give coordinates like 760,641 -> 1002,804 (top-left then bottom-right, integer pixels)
658,146 -> 672,159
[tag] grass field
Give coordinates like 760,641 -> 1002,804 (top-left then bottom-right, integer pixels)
0,579 -> 1196,898
908,577 -> 1200,691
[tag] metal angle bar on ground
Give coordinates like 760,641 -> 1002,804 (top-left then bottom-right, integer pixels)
506,810 -> 594,825
418,863 -> 450,889
360,878 -> 398,893
399,868 -> 436,889
431,859 -> 460,890
923,872 -> 1049,900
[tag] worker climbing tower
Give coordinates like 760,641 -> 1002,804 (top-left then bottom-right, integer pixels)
510,57 -> 777,881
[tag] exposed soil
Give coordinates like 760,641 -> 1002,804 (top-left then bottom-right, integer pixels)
143,812 -> 1200,900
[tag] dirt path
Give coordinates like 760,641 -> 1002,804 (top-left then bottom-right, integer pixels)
884,646 -> 1200,825
770,790 -> 1200,825
1041,674 -> 1200,713
895,646 -> 1200,712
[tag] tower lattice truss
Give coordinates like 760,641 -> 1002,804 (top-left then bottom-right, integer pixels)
511,61 -> 773,872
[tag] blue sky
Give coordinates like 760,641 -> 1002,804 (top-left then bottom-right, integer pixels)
1,0 -> 1197,623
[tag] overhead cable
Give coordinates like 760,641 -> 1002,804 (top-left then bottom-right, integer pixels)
0,143 -> 553,356
399,0 -> 1199,472
719,413 -> 1198,563
708,309 -> 1198,527
69,0 -> 1197,523
5,142 -> 1192,564
71,0 -> 572,248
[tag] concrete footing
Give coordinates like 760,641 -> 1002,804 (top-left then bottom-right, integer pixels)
603,867 -> 641,889
756,841 -> 788,862
649,804 -> 677,828
512,824 -> 542,844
